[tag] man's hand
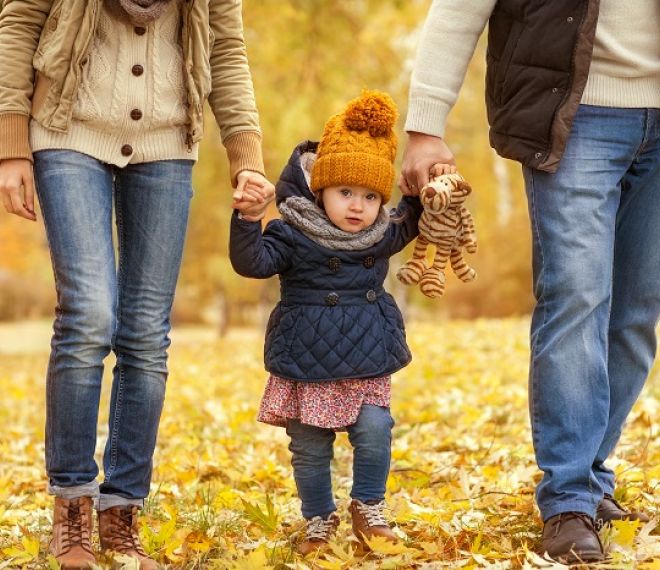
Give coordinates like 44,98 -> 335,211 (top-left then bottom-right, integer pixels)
399,132 -> 455,196
231,170 -> 275,222
0,159 -> 37,221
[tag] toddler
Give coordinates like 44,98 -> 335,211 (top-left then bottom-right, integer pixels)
230,91 -> 448,555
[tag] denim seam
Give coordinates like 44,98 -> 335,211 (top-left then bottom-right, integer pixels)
528,169 -> 547,454
38,177 -> 62,477
633,109 -> 650,160
106,172 -> 126,481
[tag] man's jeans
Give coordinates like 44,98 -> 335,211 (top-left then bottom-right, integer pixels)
34,150 -> 193,510
523,106 -> 660,521
286,404 -> 394,519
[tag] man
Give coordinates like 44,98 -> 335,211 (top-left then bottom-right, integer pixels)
401,0 -> 659,563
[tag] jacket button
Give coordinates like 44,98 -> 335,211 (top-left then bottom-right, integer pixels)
366,290 -> 377,303
567,16 -> 574,23
132,64 -> 144,76
363,256 -> 375,268
130,109 -> 143,121
534,152 -> 542,159
134,26 -> 147,35
121,144 -> 133,156
327,257 -> 341,272
324,292 -> 339,306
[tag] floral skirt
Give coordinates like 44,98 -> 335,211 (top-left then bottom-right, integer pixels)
257,375 -> 391,430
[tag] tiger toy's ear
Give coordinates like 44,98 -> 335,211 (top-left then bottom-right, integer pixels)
447,179 -> 472,207
455,180 -> 472,196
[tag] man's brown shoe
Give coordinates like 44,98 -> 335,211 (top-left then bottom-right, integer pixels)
48,496 -> 96,570
349,499 -> 397,548
541,512 -> 604,564
298,512 -> 340,556
595,494 -> 651,530
98,505 -> 158,569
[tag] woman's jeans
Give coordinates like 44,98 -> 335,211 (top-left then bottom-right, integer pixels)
34,150 -> 193,510
286,404 -> 394,519
523,106 -> 660,521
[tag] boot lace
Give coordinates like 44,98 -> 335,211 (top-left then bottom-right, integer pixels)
552,512 -> 597,539
355,500 -> 388,527
109,506 -> 148,556
305,515 -> 338,541
61,500 -> 93,555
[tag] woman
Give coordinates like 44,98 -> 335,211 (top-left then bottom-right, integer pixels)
0,1 -> 273,568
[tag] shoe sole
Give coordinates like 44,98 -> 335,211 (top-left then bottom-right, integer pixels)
552,550 -> 606,565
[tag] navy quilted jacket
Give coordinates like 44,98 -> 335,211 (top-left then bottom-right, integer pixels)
229,141 -> 423,382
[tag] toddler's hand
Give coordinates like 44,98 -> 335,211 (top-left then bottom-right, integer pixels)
429,163 -> 458,178
232,170 -> 275,222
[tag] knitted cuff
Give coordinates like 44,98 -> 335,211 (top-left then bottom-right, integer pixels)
0,114 -> 32,162
224,130 -> 264,187
404,97 -> 450,139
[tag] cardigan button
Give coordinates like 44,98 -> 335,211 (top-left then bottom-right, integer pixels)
363,256 -> 375,268
366,290 -> 377,303
134,26 -> 147,35
132,64 -> 144,76
121,144 -> 133,157
324,292 -> 339,306
130,109 -> 143,121
327,257 -> 341,272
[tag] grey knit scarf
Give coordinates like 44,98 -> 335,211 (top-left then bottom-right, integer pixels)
278,197 -> 390,251
106,0 -> 173,24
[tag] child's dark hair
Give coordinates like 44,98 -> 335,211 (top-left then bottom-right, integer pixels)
315,189 -> 325,210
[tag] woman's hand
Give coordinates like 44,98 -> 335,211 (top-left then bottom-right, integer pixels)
232,170 -> 275,222
0,159 -> 37,221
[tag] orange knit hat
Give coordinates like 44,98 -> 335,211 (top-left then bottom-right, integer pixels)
310,90 -> 398,203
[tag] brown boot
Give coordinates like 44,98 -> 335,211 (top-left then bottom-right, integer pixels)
541,512 -> 604,564
596,494 -> 651,530
349,499 -> 398,548
298,512 -> 340,556
98,505 -> 158,570
48,496 -> 96,570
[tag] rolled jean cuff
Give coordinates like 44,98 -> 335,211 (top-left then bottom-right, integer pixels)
97,493 -> 144,512
541,499 -> 599,522
48,481 -> 99,499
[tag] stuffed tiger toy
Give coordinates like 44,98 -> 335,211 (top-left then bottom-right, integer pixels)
397,172 -> 477,298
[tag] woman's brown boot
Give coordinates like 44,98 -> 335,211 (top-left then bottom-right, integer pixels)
48,496 -> 96,570
98,505 -> 158,569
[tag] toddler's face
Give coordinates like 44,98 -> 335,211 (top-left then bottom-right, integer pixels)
321,185 -> 382,233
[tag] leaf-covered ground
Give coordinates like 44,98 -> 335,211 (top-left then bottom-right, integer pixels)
1,319 -> 659,569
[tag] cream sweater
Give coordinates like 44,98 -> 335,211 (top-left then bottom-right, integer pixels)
31,0 -> 198,164
405,0 -> 660,137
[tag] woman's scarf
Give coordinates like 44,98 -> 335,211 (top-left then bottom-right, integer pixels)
106,0 -> 173,24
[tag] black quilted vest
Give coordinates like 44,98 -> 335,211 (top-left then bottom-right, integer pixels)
485,0 -> 599,172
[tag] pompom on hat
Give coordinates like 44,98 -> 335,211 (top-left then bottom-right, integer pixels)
310,90 -> 398,203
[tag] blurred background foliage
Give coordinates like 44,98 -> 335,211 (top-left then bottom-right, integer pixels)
0,0 -> 534,329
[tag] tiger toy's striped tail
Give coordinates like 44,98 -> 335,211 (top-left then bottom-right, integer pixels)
396,173 -> 477,298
